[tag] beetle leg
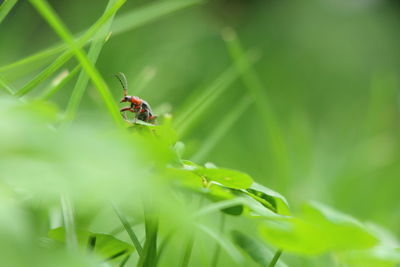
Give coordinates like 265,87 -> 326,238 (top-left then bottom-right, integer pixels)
120,107 -> 134,120
148,115 -> 157,124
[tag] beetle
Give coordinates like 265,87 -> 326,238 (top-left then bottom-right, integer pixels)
115,72 -> 157,124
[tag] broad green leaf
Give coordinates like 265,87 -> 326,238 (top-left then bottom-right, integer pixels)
181,159 -> 202,170
337,246 -> 400,267
166,167 -> 244,215
336,223 -> 400,267
259,201 -> 378,255
205,185 -> 244,216
231,230 -> 287,267
245,182 -> 290,215
165,167 -> 203,189
49,227 -> 134,261
193,167 -> 253,189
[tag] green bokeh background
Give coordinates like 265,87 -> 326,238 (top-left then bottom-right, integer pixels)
1,0 -> 400,264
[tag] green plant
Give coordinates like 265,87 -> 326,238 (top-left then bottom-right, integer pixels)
1,1 -> 400,267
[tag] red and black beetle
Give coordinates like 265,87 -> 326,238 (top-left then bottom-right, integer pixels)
115,72 -> 157,124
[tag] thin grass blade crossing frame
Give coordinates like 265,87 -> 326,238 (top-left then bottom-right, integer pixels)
29,0 -> 126,127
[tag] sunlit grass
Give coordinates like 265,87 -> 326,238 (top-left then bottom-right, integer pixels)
0,0 -> 399,267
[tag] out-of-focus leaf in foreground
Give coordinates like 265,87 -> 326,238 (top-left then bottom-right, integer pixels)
49,227 -> 134,261
0,97 -> 174,207
259,201 -> 378,255
231,230 -> 287,267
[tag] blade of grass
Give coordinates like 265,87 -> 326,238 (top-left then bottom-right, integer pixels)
63,0 -> 118,125
119,254 -> 131,267
16,0 -> 125,98
111,0 -> 202,35
131,66 -> 157,95
29,0 -> 124,127
0,0 -> 18,24
0,44 -> 66,74
191,97 -> 252,162
39,65 -> 81,100
222,28 -> 290,185
180,234 -> 195,267
174,52 -> 259,138
0,0 -> 202,75
137,206 -> 158,267
0,74 -> 15,95
15,52 -> 75,97
60,195 -> 77,250
155,230 -> 174,265
196,224 -> 243,264
268,250 -> 283,267
113,205 -> 143,257
193,198 -> 245,218
210,213 -> 226,267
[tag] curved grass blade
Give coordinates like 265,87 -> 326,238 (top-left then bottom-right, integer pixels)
180,234 -> 195,267
39,65 -> 81,100
0,74 -> 15,95
16,0 -> 125,99
29,0 -> 124,127
174,52 -> 258,138
63,0 -> 119,124
0,0 -> 203,75
194,198 -> 246,218
0,0 -> 18,24
222,28 -> 290,185
268,250 -> 283,267
191,97 -> 252,162
210,213 -> 225,267
113,205 -> 143,257
196,224 -> 243,264
60,195 -> 77,250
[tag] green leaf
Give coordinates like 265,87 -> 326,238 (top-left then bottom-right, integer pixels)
259,201 -> 378,255
29,0 -> 125,128
336,223 -> 400,267
0,0 -> 202,76
165,167 -> 204,189
231,230 -> 287,267
245,182 -> 290,215
63,0 -> 119,124
166,167 -> 244,215
0,0 -> 18,25
193,167 -> 253,189
337,246 -> 400,267
205,185 -> 244,216
49,227 -> 134,261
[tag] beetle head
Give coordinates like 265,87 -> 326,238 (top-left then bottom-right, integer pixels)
120,96 -> 132,103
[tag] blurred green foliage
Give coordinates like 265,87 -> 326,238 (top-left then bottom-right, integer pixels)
1,0 -> 400,266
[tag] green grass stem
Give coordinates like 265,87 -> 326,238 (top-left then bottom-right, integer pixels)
29,0 -> 125,127
63,0 -> 119,125
0,0 -> 18,24
222,28 -> 290,186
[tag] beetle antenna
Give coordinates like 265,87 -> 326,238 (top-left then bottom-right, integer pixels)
114,72 -> 128,97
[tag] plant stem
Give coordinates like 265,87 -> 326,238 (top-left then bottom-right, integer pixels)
113,205 -> 143,257
29,0 -> 125,128
137,200 -> 158,267
60,195 -> 77,250
210,213 -> 226,267
0,0 -> 18,24
180,235 -> 195,267
268,249 -> 282,267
